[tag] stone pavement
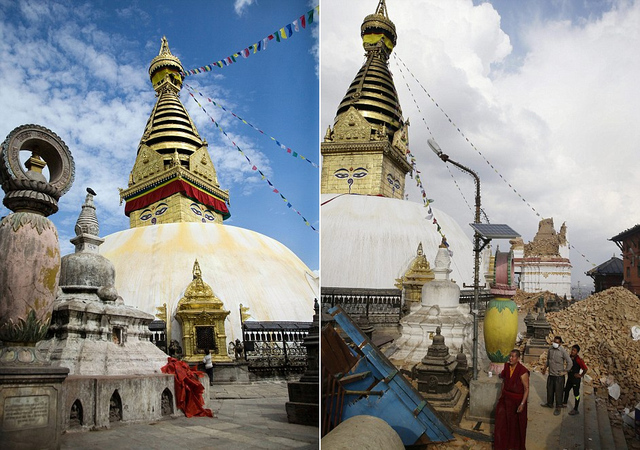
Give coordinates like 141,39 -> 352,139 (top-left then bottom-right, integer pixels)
526,369 -> 584,450
61,381 -> 319,450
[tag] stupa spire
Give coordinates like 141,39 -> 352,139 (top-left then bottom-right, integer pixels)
119,37 -> 230,228
321,0 -> 411,199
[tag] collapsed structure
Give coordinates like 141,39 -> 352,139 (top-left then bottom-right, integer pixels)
511,218 -> 572,298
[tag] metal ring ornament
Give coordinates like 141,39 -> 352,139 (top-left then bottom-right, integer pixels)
0,124 -> 75,215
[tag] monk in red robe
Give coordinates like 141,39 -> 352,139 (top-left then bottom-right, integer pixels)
494,349 -> 530,450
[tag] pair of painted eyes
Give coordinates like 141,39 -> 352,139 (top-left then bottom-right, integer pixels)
190,206 -> 215,221
140,205 -> 168,221
387,175 -> 400,189
334,168 -> 368,179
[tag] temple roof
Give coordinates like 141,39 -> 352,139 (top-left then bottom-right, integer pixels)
586,256 -> 623,276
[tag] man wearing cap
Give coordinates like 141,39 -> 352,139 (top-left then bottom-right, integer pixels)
541,335 -> 573,415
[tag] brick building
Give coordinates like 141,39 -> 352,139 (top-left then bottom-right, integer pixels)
610,225 -> 640,296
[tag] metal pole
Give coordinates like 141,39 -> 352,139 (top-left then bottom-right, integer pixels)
428,140 -> 482,380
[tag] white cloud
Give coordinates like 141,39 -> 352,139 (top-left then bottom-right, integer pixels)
234,0 -> 255,16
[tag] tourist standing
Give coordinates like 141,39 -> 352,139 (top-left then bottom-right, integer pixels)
563,344 -> 588,415
494,349 -> 530,450
203,349 -> 214,386
541,335 -> 572,415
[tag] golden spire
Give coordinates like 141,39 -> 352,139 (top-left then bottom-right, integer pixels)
336,0 -> 402,136
119,37 -> 230,228
320,1 -> 411,199
149,36 -> 184,91
361,0 -> 397,53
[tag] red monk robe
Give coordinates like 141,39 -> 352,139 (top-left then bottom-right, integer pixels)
494,361 -> 529,450
161,357 -> 213,418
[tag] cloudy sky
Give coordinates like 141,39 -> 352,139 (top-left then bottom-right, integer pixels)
0,0 -> 319,270
321,0 -> 640,291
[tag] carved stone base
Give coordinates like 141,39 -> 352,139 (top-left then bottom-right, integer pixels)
523,340 -> 548,363
0,363 -> 69,450
420,382 -> 468,425
60,374 -> 176,430
468,375 -> 501,424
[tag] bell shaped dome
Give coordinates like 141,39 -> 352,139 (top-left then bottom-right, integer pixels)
321,194 -> 476,289
100,222 -> 318,342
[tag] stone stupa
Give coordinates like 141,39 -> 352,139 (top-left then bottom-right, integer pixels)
38,188 -> 180,430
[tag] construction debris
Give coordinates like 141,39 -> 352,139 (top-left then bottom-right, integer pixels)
541,287 -> 640,412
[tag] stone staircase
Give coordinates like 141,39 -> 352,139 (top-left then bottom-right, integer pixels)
528,372 -> 628,449
558,386 -> 627,450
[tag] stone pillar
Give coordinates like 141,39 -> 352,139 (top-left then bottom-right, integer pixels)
0,125 -> 74,449
286,299 -> 319,426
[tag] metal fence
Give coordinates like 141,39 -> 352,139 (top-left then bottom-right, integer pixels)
242,321 -> 311,374
321,287 -> 402,327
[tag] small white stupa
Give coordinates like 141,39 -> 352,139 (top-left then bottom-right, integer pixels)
388,239 -> 473,370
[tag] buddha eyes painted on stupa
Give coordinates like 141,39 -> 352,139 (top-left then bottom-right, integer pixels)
190,204 -> 203,216
140,210 -> 152,221
190,203 -> 215,222
387,173 -> 400,192
139,202 -> 169,224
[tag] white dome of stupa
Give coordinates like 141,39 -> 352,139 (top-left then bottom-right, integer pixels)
100,222 -> 318,342
321,194 -> 476,289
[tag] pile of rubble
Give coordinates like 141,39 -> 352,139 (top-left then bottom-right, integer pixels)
544,286 -> 640,411
513,289 -> 564,311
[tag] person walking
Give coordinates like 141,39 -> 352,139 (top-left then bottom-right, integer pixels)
563,344 -> 588,415
203,349 -> 214,386
494,349 -> 530,450
541,335 -> 572,415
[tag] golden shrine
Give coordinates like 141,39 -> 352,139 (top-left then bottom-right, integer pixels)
321,0 -> 412,199
119,37 -> 230,228
175,260 -> 231,363
395,243 -> 435,308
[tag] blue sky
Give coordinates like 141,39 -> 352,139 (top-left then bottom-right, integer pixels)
0,0 -> 319,270
322,0 -> 640,290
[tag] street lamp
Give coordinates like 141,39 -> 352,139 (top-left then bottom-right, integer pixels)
428,138 -> 482,380
427,138 -> 519,381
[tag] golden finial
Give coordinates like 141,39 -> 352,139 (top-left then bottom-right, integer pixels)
374,0 -> 389,18
159,36 -> 171,56
192,259 -> 202,280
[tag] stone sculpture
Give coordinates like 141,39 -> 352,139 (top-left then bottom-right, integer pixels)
0,124 -> 74,348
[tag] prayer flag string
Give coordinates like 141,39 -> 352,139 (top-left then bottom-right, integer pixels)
393,53 -> 593,266
184,84 -> 318,168
394,60 -> 476,219
182,6 -> 319,76
408,151 -> 450,251
188,92 -> 318,233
